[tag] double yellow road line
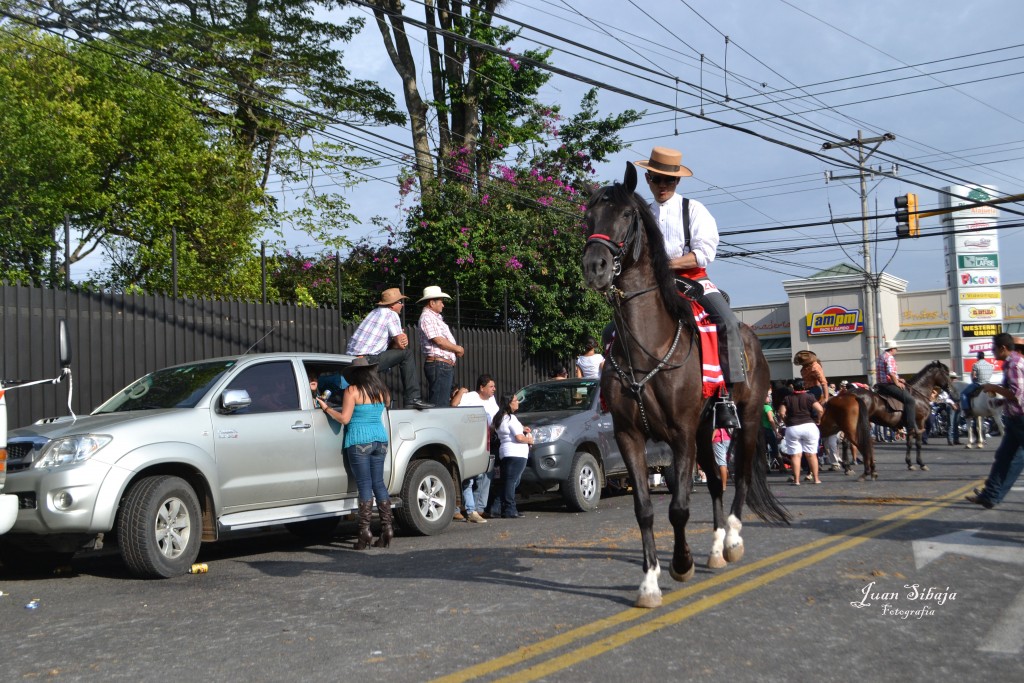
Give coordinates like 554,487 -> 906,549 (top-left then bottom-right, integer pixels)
433,480 -> 980,683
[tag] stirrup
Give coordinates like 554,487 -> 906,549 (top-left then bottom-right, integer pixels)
714,398 -> 740,430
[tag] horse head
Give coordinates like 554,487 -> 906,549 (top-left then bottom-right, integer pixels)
914,360 -> 952,392
582,163 -> 647,292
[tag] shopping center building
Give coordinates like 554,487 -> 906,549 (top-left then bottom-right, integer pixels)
737,266 -> 1024,383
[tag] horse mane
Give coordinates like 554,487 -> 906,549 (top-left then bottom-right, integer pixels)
597,182 -> 695,325
908,360 -> 950,386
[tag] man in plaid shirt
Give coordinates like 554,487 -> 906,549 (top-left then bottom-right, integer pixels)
417,285 -> 465,406
967,333 -> 1024,509
874,342 -> 917,435
347,287 -> 431,410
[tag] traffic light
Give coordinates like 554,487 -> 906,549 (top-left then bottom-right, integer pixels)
894,193 -> 919,238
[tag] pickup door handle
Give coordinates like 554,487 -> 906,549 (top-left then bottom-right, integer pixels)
291,422 -> 312,431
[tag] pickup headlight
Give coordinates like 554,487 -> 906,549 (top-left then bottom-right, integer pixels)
532,425 -> 566,444
33,435 -> 112,469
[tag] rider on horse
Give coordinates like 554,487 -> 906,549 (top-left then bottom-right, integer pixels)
874,341 -> 918,434
634,146 -> 746,428
960,351 -> 994,417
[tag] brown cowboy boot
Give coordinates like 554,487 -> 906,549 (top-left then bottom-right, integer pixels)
354,501 -> 373,550
374,499 -> 394,548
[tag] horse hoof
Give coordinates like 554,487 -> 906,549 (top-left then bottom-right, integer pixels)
635,592 -> 662,609
907,464 -> 915,471
919,465 -> 929,471
707,552 -> 727,570
872,472 -> 879,480
857,474 -> 867,482
669,562 -> 696,583
723,543 -> 745,564
845,469 -> 853,476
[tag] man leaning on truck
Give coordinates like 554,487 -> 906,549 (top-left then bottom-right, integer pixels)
347,287 -> 432,410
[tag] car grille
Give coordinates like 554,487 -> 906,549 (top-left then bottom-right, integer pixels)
6,441 -> 40,472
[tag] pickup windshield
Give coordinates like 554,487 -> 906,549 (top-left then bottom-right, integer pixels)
94,360 -> 236,413
517,380 -> 598,412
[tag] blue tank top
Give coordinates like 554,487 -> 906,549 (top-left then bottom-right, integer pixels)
343,402 -> 388,448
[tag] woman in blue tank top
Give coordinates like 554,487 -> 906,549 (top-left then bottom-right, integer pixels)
317,357 -> 393,550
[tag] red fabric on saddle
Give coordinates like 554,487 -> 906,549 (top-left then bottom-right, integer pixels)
690,299 -> 725,399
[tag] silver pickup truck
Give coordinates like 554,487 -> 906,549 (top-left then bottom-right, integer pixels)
1,352 -> 489,578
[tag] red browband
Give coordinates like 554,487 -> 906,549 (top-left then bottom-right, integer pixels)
588,233 -> 623,246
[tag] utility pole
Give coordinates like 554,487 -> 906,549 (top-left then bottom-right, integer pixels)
823,131 -> 895,384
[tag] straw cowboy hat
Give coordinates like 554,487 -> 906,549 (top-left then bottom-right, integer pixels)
886,341 -> 899,350
417,285 -> 452,302
342,356 -> 379,380
376,287 -> 408,306
634,146 -> 693,178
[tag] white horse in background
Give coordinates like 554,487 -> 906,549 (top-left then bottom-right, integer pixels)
956,380 -> 1004,449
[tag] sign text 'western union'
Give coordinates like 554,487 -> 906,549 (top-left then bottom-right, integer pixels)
806,305 -> 864,336
961,323 -> 1003,338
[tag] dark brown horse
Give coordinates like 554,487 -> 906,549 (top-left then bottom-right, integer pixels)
582,164 -> 789,608
819,361 -> 952,479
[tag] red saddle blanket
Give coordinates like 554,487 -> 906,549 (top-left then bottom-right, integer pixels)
691,300 -> 725,399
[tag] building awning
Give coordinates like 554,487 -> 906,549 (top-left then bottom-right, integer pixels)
759,337 -> 792,350
1006,321 -> 1024,334
894,327 -> 949,341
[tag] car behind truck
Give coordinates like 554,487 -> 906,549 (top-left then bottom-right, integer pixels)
1,351 -> 489,578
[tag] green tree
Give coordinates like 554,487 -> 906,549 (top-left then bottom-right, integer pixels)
3,0 -> 404,250
0,28 -> 266,296
393,92 -> 642,355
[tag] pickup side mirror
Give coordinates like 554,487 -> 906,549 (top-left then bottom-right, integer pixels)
59,319 -> 72,368
220,389 -> 252,413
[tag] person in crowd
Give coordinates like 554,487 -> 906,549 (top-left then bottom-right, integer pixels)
794,350 -> 829,404
493,392 -> 534,518
417,285 -> 465,407
936,373 -> 961,446
451,374 -> 499,523
874,342 -> 917,435
549,366 -> 570,380
778,378 -> 824,485
634,146 -> 744,428
762,390 -> 780,469
575,337 -> 605,379
961,351 -> 995,416
966,333 -> 1024,509
316,357 -> 394,549
711,427 -> 731,491
346,287 -> 431,410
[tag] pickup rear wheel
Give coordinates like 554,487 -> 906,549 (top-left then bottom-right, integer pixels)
562,451 -> 601,512
118,475 -> 202,579
396,459 -> 454,536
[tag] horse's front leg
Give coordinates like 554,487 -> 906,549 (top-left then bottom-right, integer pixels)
667,436 -> 697,583
618,429 -> 661,608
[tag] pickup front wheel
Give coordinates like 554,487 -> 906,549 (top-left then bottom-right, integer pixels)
562,451 -> 602,512
118,475 -> 202,579
396,459 -> 455,536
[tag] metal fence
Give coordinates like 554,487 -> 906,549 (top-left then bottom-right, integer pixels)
0,285 -> 560,429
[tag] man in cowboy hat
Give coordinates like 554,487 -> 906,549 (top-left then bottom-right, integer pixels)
874,341 -> 917,434
347,287 -> 432,410
417,285 -> 465,406
634,145 -> 745,428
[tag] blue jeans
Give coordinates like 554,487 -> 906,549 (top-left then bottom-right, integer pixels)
462,469 -> 493,514
346,440 -> 390,504
947,406 -> 960,444
424,361 -> 454,407
977,415 -> 1024,506
501,457 -> 528,516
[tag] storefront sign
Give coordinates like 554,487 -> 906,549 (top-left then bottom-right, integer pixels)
960,322 -> 1003,338
960,305 -> 1000,321
957,254 -> 998,269
960,271 -> 1000,287
806,305 -> 863,336
958,290 -> 1001,303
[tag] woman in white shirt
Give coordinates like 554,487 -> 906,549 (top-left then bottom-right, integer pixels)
493,393 -> 534,518
575,337 -> 605,379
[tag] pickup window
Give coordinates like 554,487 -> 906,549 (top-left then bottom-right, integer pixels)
225,361 -> 301,414
95,360 -> 236,413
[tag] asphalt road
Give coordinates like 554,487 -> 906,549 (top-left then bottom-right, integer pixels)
2,441 -> 1022,682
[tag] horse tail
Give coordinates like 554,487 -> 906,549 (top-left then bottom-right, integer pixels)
741,429 -> 791,525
